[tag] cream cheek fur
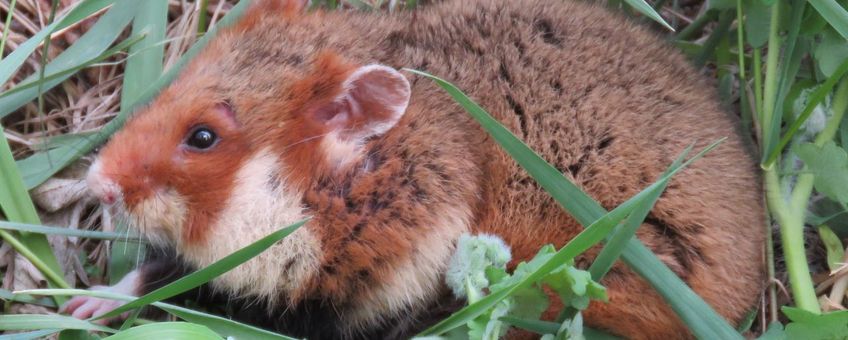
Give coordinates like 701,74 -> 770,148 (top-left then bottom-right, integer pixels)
180,148 -> 322,301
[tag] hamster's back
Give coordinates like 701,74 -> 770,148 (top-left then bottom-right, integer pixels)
356,0 -> 764,337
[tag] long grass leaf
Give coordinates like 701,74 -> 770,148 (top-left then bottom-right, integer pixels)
0,329 -> 60,340
17,289 -> 295,340
0,315 -> 115,333
15,0 -> 256,190
0,0 -> 137,118
0,221 -> 141,241
408,70 -> 741,339
0,0 -> 116,85
621,0 -> 675,31
96,219 -> 306,320
102,322 -> 221,340
0,125 -> 69,294
809,0 -> 848,39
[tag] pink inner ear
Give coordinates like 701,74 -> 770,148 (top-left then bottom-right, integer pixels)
214,102 -> 240,126
309,65 -> 411,138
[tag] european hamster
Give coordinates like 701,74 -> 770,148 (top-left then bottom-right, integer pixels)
67,0 -> 765,338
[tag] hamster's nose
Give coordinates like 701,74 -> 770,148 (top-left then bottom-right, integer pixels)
87,160 -> 121,205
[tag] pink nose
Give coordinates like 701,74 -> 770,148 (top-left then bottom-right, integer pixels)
87,160 -> 121,205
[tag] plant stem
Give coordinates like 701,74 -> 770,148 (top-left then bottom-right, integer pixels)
197,0 -> 210,35
754,48 -> 763,116
736,0 -> 752,132
0,0 -> 17,59
761,1 -> 781,154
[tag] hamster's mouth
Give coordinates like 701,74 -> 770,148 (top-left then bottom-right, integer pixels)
107,187 -> 188,247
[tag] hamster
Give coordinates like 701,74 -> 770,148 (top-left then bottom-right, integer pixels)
65,0 -> 765,338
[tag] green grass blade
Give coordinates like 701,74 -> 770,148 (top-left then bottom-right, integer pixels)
0,125 -> 69,294
0,329 -> 60,340
121,0 -> 167,108
95,219 -> 307,321
15,0 -> 256,190
499,317 -> 622,339
407,69 -> 741,339
809,0 -> 848,39
17,289 -> 295,340
622,0 -> 675,31
0,0 -> 137,119
0,36 -> 145,99
0,0 -> 117,85
0,315 -> 115,333
0,288 -> 57,308
103,322 -> 221,340
0,221 -> 141,241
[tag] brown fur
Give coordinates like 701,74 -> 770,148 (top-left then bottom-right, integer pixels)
91,0 -> 765,338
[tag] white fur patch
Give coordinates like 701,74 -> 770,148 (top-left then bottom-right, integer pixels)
346,204 -> 470,329
129,187 -> 187,247
321,131 -> 364,168
180,149 -> 321,302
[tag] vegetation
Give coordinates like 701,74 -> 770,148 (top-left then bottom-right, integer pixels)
1,0 -> 847,339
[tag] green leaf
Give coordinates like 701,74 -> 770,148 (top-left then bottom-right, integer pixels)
808,0 -> 848,39
96,219 -> 307,321
15,0 -> 257,190
0,288 -> 57,308
796,141 -> 848,202
17,288 -> 295,340
756,322 -> 786,340
407,69 -> 740,339
0,314 -> 115,333
782,307 -> 848,339
103,322 -> 221,340
0,0 -> 117,86
745,0 -> 772,47
817,225 -> 845,272
621,0 -> 675,31
813,28 -> 848,78
0,329 -> 61,340
0,221 -> 141,241
0,0 -> 137,119
0,126 -> 69,295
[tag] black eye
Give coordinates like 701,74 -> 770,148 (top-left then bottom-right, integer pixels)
186,127 -> 218,150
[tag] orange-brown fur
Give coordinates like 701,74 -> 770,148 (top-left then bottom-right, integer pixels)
90,0 -> 765,338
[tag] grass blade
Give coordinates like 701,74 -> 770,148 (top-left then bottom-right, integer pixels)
103,322 -> 221,340
621,0 -> 675,31
95,219 -> 307,321
407,69 -> 741,339
809,0 -> 848,39
0,315 -> 115,333
0,125 -> 69,295
0,0 -> 116,85
0,0 -> 137,118
17,289 -> 295,340
15,0 -> 257,190
0,221 -> 141,241
0,329 -> 60,340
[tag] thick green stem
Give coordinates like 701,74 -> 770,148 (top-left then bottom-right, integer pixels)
761,1 -> 781,153
765,169 -> 820,313
766,79 -> 848,314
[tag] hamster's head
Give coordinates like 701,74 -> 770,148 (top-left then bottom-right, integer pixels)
86,0 -> 412,300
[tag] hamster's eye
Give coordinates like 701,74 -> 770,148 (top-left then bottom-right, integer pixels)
185,127 -> 218,150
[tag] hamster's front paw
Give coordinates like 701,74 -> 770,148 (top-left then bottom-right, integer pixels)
60,286 -> 129,325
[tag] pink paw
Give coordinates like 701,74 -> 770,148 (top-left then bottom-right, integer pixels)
60,286 -> 129,325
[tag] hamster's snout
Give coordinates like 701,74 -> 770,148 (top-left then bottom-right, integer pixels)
87,159 -> 121,205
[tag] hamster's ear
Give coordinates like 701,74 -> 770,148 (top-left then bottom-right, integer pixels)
309,64 -> 411,140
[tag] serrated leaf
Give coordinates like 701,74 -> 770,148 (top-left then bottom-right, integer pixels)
782,307 -> 848,339
796,141 -> 848,203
